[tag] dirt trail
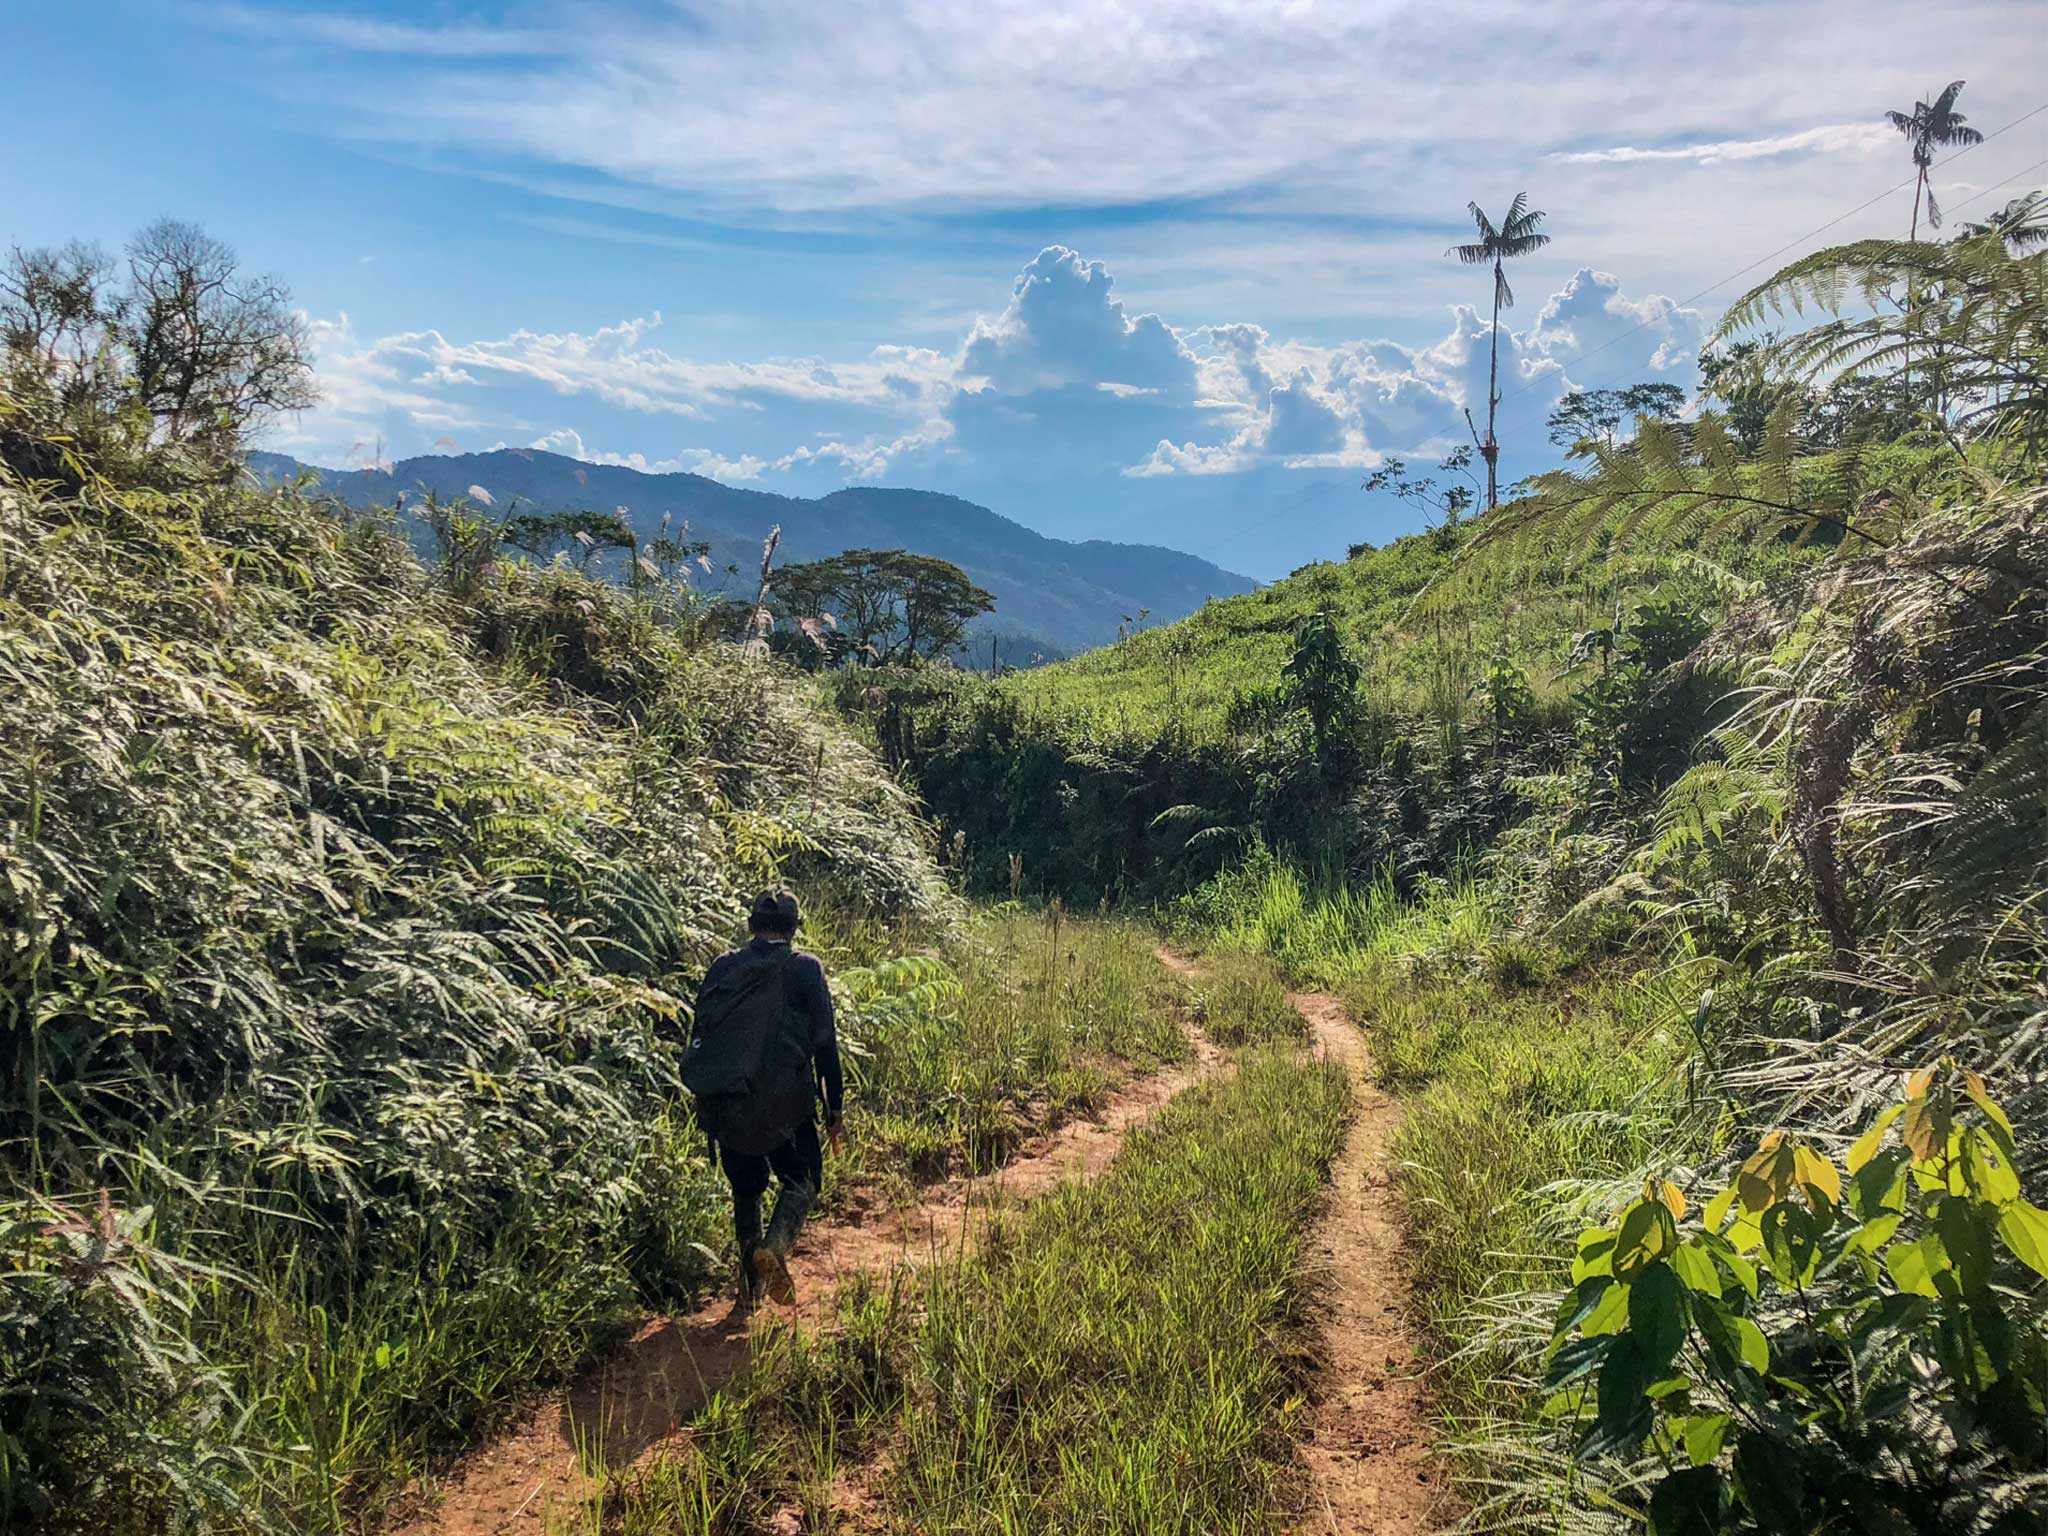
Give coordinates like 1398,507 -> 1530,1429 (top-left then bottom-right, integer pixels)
398,1027 -> 1225,1536
1285,986 -> 1444,1534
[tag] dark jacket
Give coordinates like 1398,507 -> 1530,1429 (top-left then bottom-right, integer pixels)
695,937 -> 843,1122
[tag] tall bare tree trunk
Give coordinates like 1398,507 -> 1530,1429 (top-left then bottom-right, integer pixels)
1911,169 -> 1924,241
1483,258 -> 1503,508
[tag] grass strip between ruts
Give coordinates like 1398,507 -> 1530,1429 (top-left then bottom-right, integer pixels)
621,1043 -> 1351,1535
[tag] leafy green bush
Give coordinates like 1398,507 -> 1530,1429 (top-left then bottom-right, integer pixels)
1549,1063 -> 2048,1533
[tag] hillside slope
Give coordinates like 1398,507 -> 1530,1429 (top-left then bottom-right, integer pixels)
992,522 -> 1651,743
249,449 -> 1257,657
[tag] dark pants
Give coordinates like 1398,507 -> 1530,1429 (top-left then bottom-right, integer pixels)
721,1117 -> 821,1292
719,1117 -> 823,1203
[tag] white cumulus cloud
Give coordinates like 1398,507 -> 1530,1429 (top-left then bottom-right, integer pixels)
280,248 -> 1706,534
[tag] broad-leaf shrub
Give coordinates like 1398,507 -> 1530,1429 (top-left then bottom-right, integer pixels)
1549,1062 -> 2048,1533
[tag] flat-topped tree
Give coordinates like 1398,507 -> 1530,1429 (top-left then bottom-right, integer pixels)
773,548 -> 995,666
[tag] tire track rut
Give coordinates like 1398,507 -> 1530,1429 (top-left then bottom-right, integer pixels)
1285,986 -> 1444,1534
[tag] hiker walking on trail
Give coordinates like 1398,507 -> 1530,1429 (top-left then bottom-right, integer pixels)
685,888 -> 843,1307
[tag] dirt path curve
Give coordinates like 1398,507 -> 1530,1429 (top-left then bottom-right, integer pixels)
399,1021 -> 1226,1536
1284,986 -> 1444,1535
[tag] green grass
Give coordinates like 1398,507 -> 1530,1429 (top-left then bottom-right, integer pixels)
1174,947 -> 1308,1047
1168,857 -> 1702,1505
0,442 -> 1202,1535
212,908 -> 1194,1533
995,526 -> 1620,745
615,1042 -> 1352,1535
1339,958 -> 1693,1418
833,905 -> 1192,1192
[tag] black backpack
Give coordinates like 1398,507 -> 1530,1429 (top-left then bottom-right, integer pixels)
681,947 -> 816,1155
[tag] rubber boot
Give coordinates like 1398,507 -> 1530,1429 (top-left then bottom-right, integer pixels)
732,1191 -> 764,1309
750,1180 -> 815,1306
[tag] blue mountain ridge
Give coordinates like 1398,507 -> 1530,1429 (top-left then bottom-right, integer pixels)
249,448 -> 1258,658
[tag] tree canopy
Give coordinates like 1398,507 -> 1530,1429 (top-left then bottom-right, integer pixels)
1545,383 -> 1687,450
773,547 -> 995,666
1,220 -> 314,475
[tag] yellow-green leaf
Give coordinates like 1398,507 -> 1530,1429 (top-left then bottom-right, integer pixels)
1683,1413 -> 1730,1467
1793,1145 -> 1841,1211
1963,1072 -> 2013,1135
1583,1280 -> 1631,1337
1671,1242 -> 1723,1298
1885,1236 -> 1941,1297
1997,1200 -> 2048,1280
1703,1184 -> 1738,1232
1716,1247 -> 1759,1300
1903,1095 -> 1948,1163
1732,1316 -> 1769,1374
1844,1212 -> 1901,1258
1572,1229 -> 1616,1285
1614,1199 -> 1678,1280
1847,1104 -> 1903,1173
1966,1128 -> 2021,1204
1737,1134 -> 1797,1214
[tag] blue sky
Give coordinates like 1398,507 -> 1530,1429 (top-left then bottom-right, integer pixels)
7,2 -> 2046,578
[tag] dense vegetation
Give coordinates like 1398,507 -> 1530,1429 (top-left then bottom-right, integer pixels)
0,230 -> 1239,1534
859,209 -> 2048,1531
9,127 -> 2048,1536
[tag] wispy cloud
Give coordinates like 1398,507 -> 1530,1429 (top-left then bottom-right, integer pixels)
240,0 -> 2042,237
1552,122 -> 1896,166
210,2 -> 560,58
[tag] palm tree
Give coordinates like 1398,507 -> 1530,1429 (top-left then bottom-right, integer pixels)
1886,81 -> 1984,240
1449,193 -> 1550,509
1958,191 -> 2048,254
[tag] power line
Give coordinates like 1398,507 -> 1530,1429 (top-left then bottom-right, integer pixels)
1941,153 -> 2048,221
1494,98 -> 2048,407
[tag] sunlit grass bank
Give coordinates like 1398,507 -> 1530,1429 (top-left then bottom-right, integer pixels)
0,445 -> 1201,1535
835,905 -> 1191,1191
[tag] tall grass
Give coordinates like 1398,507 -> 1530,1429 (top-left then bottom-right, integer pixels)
1168,856 -> 1700,1517
1169,845 -> 1491,986
836,906 -> 1190,1186
1338,960 -> 1695,1420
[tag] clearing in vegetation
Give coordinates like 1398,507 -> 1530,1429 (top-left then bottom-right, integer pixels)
411,948 -> 1433,1536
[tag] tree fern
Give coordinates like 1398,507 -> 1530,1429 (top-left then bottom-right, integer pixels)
1420,233 -> 2046,614
1415,403 -> 1887,612
1719,233 -> 2048,451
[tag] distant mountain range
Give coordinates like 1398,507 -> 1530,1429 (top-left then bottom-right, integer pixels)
249,449 -> 1257,659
